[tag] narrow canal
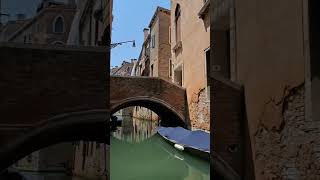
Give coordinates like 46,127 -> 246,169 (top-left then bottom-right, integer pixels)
110,115 -> 210,180
3,115 -> 209,180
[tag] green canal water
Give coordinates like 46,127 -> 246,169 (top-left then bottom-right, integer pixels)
110,116 -> 210,180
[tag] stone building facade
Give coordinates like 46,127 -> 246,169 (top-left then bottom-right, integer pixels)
170,0 -> 210,130
7,0 -> 76,45
210,0 -> 320,179
67,0 -> 112,46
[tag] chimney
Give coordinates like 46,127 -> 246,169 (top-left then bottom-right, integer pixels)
143,28 -> 149,41
16,14 -> 26,21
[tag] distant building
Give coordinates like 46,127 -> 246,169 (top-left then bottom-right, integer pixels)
111,60 -> 136,76
134,7 -> 171,80
132,7 -> 171,122
135,28 -> 151,77
7,0 -> 76,45
67,0 -> 112,46
149,7 -> 171,80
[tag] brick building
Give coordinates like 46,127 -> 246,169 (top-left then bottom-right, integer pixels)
149,7 -> 171,80
170,0 -> 210,130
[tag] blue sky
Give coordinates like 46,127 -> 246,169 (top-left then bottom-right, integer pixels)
111,0 -> 170,68
0,0 -> 40,22
1,0 -> 170,68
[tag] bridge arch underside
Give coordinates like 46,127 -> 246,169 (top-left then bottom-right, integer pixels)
111,98 -> 186,128
0,110 -> 108,171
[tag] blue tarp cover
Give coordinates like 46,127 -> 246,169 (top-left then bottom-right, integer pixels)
157,126 -> 210,152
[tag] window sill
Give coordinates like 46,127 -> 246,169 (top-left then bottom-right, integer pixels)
173,41 -> 182,52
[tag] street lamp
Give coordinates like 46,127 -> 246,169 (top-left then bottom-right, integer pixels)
110,40 -> 135,49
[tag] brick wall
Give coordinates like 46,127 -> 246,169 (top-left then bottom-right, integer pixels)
254,83 -> 320,179
110,76 -> 187,127
0,43 -> 109,169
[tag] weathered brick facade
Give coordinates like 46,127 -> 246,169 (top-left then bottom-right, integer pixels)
0,43 -> 109,170
254,84 -> 320,179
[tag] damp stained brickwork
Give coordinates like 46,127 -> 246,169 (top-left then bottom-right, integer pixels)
189,88 -> 210,131
254,84 -> 320,179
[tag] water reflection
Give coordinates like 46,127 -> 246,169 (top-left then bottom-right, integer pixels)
111,116 -> 210,180
112,116 -> 158,143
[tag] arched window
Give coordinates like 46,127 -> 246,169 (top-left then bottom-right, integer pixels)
175,4 -> 181,43
54,16 -> 64,33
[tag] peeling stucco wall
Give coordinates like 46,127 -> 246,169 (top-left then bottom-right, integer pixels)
254,84 -> 320,179
189,88 -> 210,131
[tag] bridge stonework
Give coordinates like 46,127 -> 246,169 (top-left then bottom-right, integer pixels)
110,76 -> 188,127
0,43 -> 109,170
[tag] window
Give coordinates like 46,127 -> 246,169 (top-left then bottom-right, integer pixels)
95,19 -> 99,45
27,154 -> 32,163
175,4 -> 181,43
151,34 -> 155,48
169,59 -> 172,77
54,16 -> 64,33
169,26 -> 171,44
151,64 -> 154,77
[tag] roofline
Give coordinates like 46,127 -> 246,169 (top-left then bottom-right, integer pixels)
8,6 -> 76,41
148,6 -> 170,28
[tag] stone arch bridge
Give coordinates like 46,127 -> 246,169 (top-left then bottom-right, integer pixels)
0,43 -> 188,170
110,76 -> 188,127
